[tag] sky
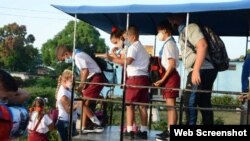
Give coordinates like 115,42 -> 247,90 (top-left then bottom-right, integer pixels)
0,0 -> 246,59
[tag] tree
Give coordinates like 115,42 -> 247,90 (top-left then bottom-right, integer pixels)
0,23 -> 39,71
247,49 -> 250,55
41,21 -> 107,67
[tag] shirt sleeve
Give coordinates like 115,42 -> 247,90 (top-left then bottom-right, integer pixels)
75,54 -> 88,70
44,114 -> 53,126
188,23 -> 204,47
27,112 -> 35,130
127,46 -> 137,59
165,41 -> 177,59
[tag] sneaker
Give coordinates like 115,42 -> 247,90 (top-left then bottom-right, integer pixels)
156,130 -> 169,141
156,130 -> 169,138
136,131 -> 148,139
123,131 -> 134,140
72,130 -> 79,136
93,124 -> 104,133
82,123 -> 104,133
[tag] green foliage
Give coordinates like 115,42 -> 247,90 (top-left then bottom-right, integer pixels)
152,120 -> 168,130
35,77 -> 57,88
22,76 -> 57,108
211,95 -> 241,106
48,131 -> 60,141
239,55 -> 245,60
18,76 -> 57,88
41,21 -> 107,69
0,23 -> 40,71
24,86 -> 56,108
214,116 -> 224,125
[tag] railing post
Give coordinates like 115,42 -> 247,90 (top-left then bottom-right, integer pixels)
148,89 -> 153,131
247,77 -> 250,124
178,90 -> 184,125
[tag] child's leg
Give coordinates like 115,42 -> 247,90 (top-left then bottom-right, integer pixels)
166,98 -> 177,129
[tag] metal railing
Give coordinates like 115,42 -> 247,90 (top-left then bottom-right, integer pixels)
72,80 -> 250,139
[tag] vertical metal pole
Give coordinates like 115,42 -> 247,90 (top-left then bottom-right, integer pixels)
247,77 -> 250,125
68,14 -> 77,141
148,92 -> 152,131
109,64 -> 116,126
153,35 -> 157,57
245,36 -> 249,57
148,35 -> 157,130
179,13 -> 190,125
120,13 -> 129,141
178,92 -> 184,125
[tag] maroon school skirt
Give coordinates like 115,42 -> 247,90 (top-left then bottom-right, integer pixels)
28,131 -> 48,141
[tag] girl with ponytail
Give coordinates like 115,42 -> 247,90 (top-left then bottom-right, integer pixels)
27,97 -> 54,141
96,26 -> 125,59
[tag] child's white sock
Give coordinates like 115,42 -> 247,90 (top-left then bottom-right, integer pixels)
90,116 -> 101,125
127,126 -> 133,132
140,125 -> 148,132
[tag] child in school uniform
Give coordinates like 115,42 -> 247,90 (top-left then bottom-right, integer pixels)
27,97 -> 54,141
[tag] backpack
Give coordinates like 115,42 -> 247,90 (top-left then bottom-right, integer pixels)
91,56 -> 114,86
148,56 -> 165,83
201,26 -> 229,71
182,24 -> 229,71
75,49 -> 110,85
148,37 -> 175,84
49,108 -> 58,126
0,104 -> 12,140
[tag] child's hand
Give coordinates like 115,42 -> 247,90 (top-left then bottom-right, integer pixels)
76,84 -> 86,93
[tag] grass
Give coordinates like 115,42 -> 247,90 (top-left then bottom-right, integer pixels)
110,107 -> 242,126
214,111 -> 241,125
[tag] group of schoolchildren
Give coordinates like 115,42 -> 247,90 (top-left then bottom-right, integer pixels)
56,23 -> 179,140
28,14 -> 220,141
0,14 -> 222,141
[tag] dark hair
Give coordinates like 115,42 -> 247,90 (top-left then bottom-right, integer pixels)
32,97 -> 45,108
55,45 -> 72,60
157,20 -> 173,34
0,69 -> 18,92
128,25 -> 139,38
110,26 -> 124,40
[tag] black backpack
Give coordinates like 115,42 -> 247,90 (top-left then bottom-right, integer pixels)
201,26 -> 229,71
184,25 -> 229,71
148,56 -> 165,83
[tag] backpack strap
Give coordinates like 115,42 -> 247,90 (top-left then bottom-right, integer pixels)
159,36 -> 175,57
180,29 -> 196,53
180,24 -> 211,63
32,114 -> 44,131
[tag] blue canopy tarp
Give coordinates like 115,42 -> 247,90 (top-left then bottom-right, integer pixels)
52,1 -> 250,36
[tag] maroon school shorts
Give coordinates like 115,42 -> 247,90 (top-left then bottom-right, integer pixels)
82,73 -> 104,98
162,69 -> 180,99
126,75 -> 150,103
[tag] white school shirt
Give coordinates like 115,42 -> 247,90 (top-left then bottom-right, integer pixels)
57,86 -> 77,121
75,51 -> 102,79
57,86 -> 70,121
27,112 -> 52,134
161,36 -> 179,70
126,41 -> 150,77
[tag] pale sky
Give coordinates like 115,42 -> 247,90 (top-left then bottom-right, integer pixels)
0,0 -> 245,59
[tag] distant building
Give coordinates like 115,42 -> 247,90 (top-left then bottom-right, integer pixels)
10,72 -> 31,80
36,65 -> 55,75
144,45 -> 154,56
10,65 -> 56,80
